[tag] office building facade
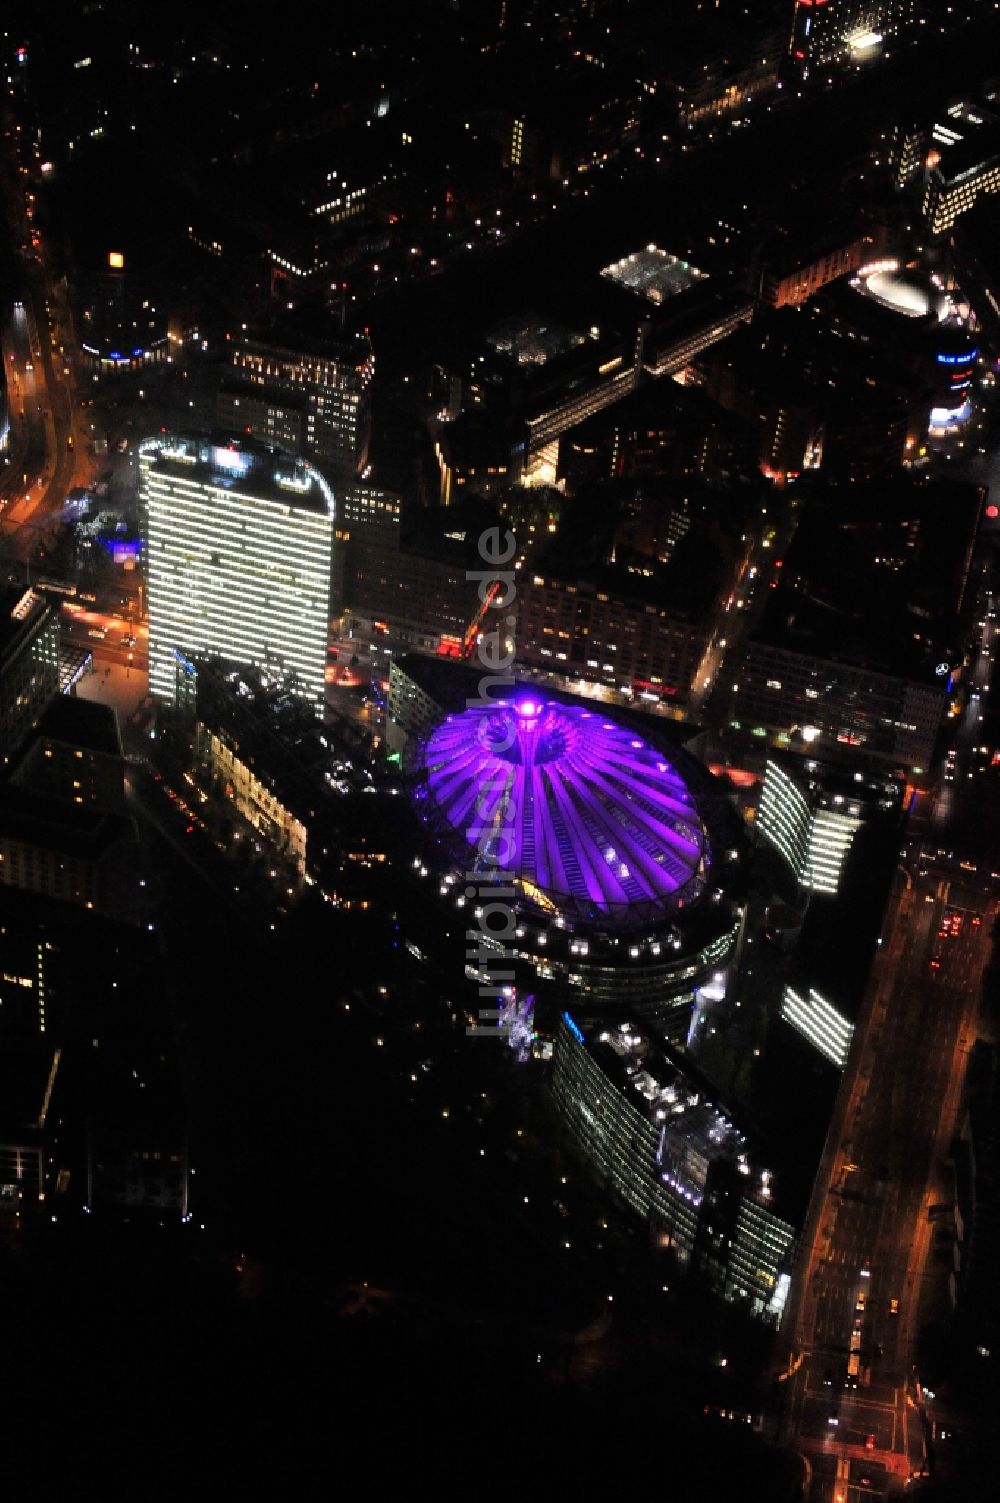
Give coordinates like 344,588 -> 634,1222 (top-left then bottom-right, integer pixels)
516,572 -> 709,709
781,983 -> 855,1069
757,758 -> 863,896
12,698 -> 125,813
552,1013 -> 796,1319
0,589 -> 60,771
733,639 -> 943,773
923,137 -> 1000,236
219,328 -> 374,485
140,434 -> 334,712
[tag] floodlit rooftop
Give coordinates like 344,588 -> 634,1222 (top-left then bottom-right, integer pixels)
486,316 -> 586,367
591,1019 -> 754,1204
601,245 -> 707,306
140,432 -> 336,518
848,30 -> 883,54
851,266 -> 952,322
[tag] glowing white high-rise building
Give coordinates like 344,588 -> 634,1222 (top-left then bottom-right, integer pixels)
140,433 -> 334,711
757,759 -> 862,896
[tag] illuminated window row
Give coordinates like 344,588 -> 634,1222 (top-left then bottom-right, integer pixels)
143,456 -> 333,709
781,984 -> 854,1069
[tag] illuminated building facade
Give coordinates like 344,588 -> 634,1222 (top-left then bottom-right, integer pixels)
846,259 -> 980,443
552,1013 -> 796,1319
761,232 -> 878,308
556,378 -> 758,492
0,589 -> 60,770
203,730 -> 308,876
521,333 -> 642,460
781,983 -> 854,1069
500,68 -> 640,183
0,918 -> 54,1036
929,332 -> 979,438
757,754 -> 902,1068
757,759 -> 863,896
640,294 -> 754,379
185,658 -> 380,900
673,44 -> 782,127
190,659 -> 347,878
219,327 -> 374,485
435,416 -> 514,505
331,481 -> 401,611
434,253 -> 750,495
339,496 -> 500,676
516,571 -> 710,710
387,656 -> 463,755
921,107 -> 1000,236
734,636 -> 944,772
789,0 -> 914,71
140,434 -> 334,712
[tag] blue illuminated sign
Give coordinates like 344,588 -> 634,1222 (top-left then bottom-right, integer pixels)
172,648 -> 197,676
563,1012 -> 585,1044
936,350 -> 977,365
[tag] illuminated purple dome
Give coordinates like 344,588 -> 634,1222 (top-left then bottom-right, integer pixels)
413,699 -> 710,929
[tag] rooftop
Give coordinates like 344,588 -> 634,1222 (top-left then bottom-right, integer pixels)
35,696 -> 122,760
850,264 -> 952,321
572,1014 -> 784,1215
754,583 -> 943,683
486,316 -> 586,368
0,588 -> 54,663
401,497 -> 504,569
195,657 -> 370,811
928,103 -> 1000,185
140,431 -> 336,518
601,246 -> 708,306
772,475 -> 982,663
595,1019 -> 743,1177
412,698 -> 710,930
233,317 -> 373,370
530,490 -> 731,625
0,786 -> 137,860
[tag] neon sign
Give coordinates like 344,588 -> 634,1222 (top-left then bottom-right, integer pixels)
563,1013 -> 585,1044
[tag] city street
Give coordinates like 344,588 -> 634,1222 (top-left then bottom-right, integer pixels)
62,598 -> 147,666
0,100 -> 95,576
688,521 -> 786,722
931,591 -> 996,843
777,860 -> 993,1500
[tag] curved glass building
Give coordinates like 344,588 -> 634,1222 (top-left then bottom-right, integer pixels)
409,697 -> 742,1024
415,698 -> 709,930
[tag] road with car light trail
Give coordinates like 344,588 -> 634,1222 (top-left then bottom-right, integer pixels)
774,856 -> 993,1501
